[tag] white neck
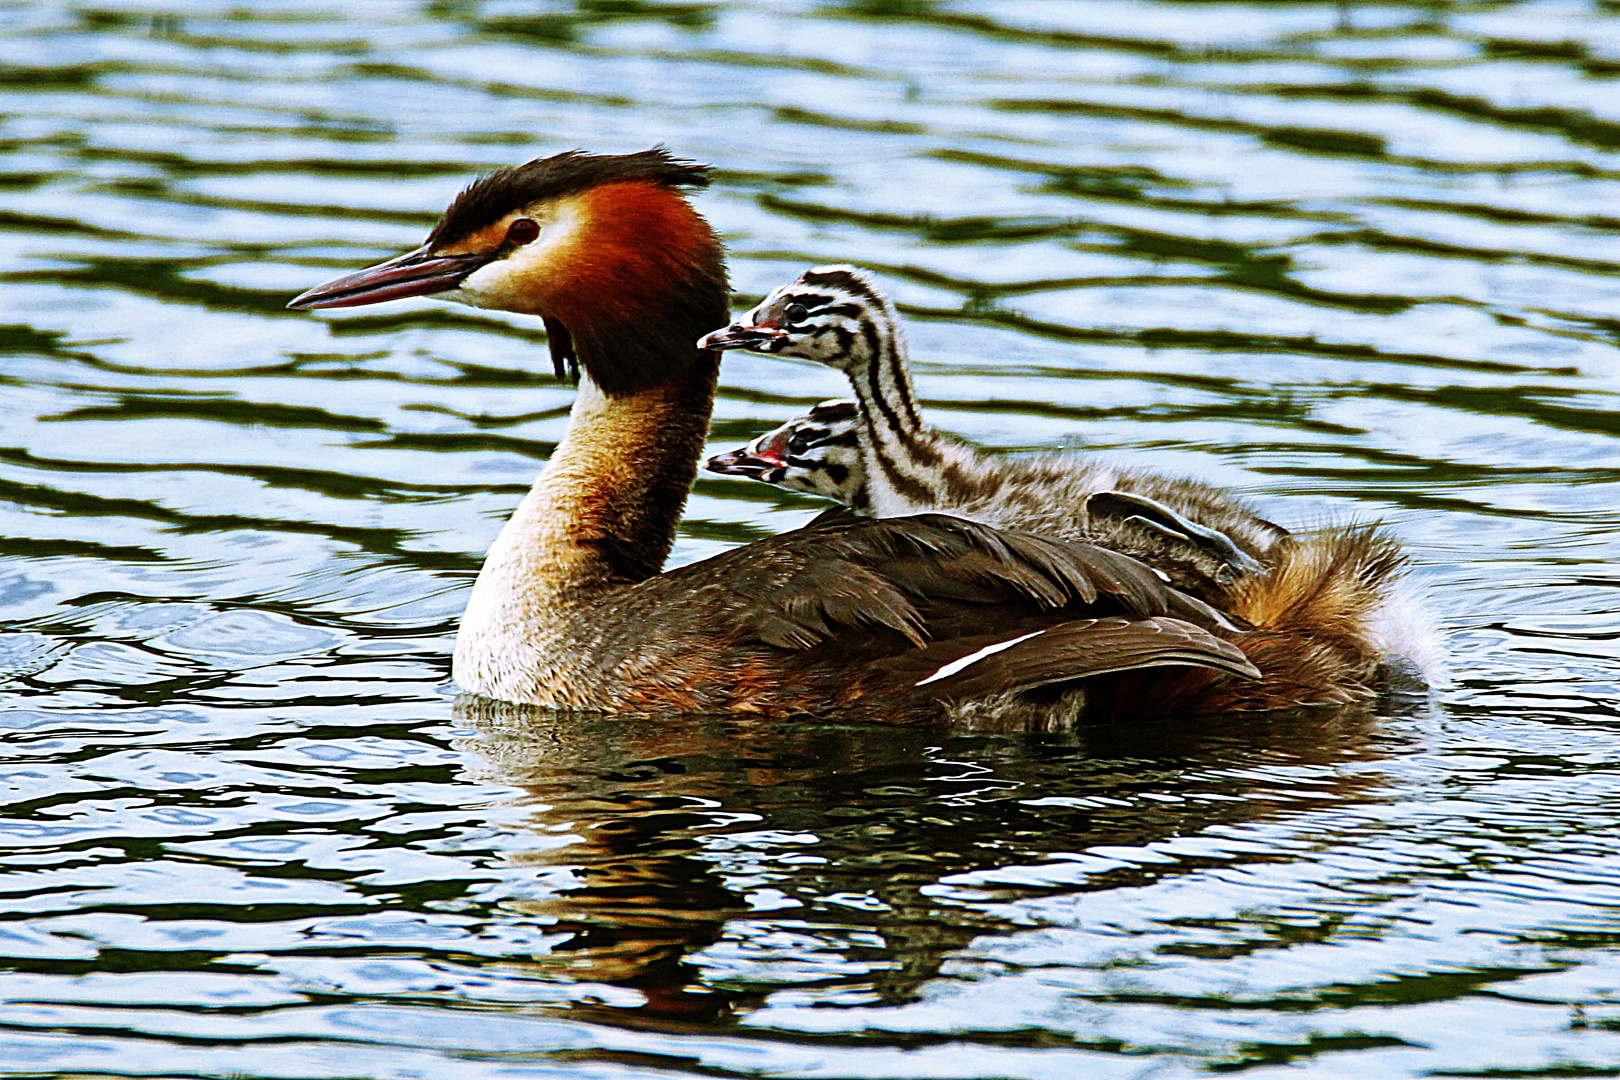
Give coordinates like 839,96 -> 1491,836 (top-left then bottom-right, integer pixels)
846,324 -> 984,518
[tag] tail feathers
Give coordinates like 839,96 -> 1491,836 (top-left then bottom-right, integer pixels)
1233,524 -> 1405,637
1215,523 -> 1412,709
900,524 -> 1417,718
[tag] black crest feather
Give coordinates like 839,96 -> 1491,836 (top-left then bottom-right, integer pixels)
428,146 -> 712,248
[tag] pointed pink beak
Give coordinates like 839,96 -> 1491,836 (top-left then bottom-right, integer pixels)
706,428 -> 791,479
287,245 -> 494,310
697,323 -> 788,352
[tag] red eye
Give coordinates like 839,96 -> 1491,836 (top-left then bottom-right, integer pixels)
507,218 -> 539,245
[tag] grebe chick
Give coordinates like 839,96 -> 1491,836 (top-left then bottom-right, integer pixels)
700,267 -> 1288,598
288,149 -> 1263,727
708,401 -> 1268,585
700,265 -> 1421,707
708,399 -> 870,509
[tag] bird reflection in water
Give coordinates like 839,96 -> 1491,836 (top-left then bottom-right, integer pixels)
451,695 -> 1407,1028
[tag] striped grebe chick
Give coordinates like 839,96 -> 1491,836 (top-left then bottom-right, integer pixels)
707,400 -> 1269,588
700,265 -> 1427,707
707,399 -> 871,510
287,149 -> 1266,728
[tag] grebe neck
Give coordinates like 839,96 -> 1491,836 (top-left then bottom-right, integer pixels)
848,320 -> 984,516
452,355 -> 719,693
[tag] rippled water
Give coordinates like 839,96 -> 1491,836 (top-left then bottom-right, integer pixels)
3,1 -> 1620,1076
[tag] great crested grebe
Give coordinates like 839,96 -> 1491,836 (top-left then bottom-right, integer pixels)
700,265 -> 1424,704
287,149 -> 1400,724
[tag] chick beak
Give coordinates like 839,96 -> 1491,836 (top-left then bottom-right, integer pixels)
706,429 -> 791,481
287,245 -> 493,310
696,323 -> 788,352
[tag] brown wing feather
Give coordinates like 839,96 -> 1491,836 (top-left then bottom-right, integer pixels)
727,514 -> 1214,654
886,615 -> 1259,701
582,512 -> 1263,720
751,564 -> 926,648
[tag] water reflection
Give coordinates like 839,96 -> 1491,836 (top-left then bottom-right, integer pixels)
458,697 -> 1391,1025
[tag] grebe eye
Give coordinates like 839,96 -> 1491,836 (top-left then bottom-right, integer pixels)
784,302 -> 809,326
506,218 -> 540,246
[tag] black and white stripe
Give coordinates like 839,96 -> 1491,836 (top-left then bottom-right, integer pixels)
707,265 -> 1286,593
734,265 -> 992,517
707,399 -> 868,506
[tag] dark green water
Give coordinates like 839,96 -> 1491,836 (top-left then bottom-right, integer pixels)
2,2 -> 1620,1077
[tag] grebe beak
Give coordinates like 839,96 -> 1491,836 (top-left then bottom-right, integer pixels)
696,323 -> 788,352
287,245 -> 494,310
706,447 -> 786,481
707,428 -> 790,480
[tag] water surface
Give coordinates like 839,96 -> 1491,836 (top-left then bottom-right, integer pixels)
2,1 -> 1620,1076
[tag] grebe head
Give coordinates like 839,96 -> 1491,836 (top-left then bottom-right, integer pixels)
697,265 -> 898,374
289,147 -> 728,395
706,399 -> 865,504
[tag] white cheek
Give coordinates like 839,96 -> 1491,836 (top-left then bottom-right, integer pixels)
803,349 -> 853,371
454,260 -> 510,309
451,199 -> 585,311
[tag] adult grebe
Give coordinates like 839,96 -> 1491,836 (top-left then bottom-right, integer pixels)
286,148 -> 1390,725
